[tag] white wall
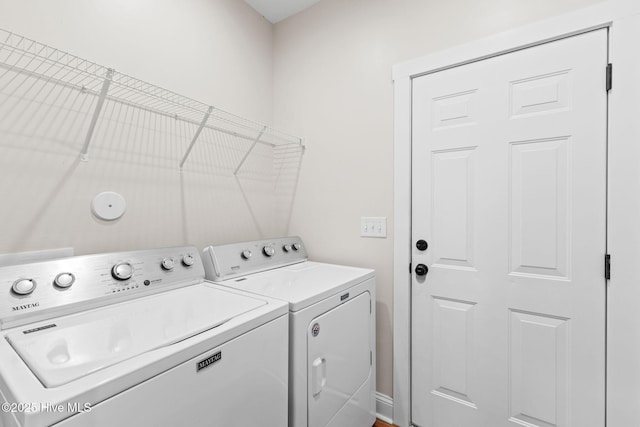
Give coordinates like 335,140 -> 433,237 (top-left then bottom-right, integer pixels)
0,0 -> 285,255
272,0 -> 603,398
0,0 -> 273,123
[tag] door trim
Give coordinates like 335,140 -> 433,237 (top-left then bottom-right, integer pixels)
392,2 -> 638,426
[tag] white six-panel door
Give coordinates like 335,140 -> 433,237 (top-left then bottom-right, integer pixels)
411,29 -> 607,427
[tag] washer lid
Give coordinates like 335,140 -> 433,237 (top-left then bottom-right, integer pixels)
216,261 -> 375,311
5,284 -> 265,388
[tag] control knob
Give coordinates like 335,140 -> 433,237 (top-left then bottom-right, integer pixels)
292,243 -> 301,251
161,258 -> 175,271
112,262 -> 134,281
263,246 -> 275,257
182,254 -> 195,267
282,244 -> 291,253
241,250 -> 252,260
12,278 -> 36,295
54,273 -> 75,288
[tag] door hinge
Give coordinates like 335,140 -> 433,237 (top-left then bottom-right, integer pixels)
606,63 -> 613,91
605,254 -> 611,280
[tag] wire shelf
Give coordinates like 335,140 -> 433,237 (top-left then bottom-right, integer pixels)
0,27 -> 305,250
0,28 -> 304,167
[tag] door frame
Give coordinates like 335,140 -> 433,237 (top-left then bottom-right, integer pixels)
392,2 -> 640,426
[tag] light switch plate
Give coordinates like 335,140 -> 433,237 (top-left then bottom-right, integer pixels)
361,217 -> 387,238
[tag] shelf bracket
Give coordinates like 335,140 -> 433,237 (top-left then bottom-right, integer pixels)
80,68 -> 114,161
180,106 -> 213,170
234,126 -> 267,175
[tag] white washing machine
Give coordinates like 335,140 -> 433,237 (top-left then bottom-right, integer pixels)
202,236 -> 376,427
0,246 -> 289,427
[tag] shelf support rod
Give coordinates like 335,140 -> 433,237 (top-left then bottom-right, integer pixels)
234,126 -> 267,175
80,68 -> 114,161
180,106 -> 213,170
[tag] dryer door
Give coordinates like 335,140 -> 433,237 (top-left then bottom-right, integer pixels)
307,291 -> 372,427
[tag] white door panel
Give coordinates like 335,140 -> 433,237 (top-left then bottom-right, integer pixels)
411,29 -> 607,427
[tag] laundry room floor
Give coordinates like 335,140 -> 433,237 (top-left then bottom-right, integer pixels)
374,419 -> 396,427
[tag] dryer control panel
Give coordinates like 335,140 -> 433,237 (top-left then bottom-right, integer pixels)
203,236 -> 308,281
0,246 -> 204,330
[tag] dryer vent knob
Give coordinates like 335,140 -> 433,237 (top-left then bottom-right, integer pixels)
263,246 -> 275,257
182,255 -> 195,267
161,258 -> 175,271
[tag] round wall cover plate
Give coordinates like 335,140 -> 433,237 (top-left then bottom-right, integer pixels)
91,191 -> 126,221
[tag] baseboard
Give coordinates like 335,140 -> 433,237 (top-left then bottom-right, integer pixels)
376,392 -> 394,424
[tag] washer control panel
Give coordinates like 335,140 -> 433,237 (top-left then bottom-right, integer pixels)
0,246 -> 204,329
203,236 -> 308,281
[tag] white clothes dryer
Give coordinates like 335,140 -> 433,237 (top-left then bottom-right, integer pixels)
0,246 -> 288,427
202,236 -> 376,427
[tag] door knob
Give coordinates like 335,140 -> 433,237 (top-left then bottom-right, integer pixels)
415,264 -> 429,276
416,240 -> 428,251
